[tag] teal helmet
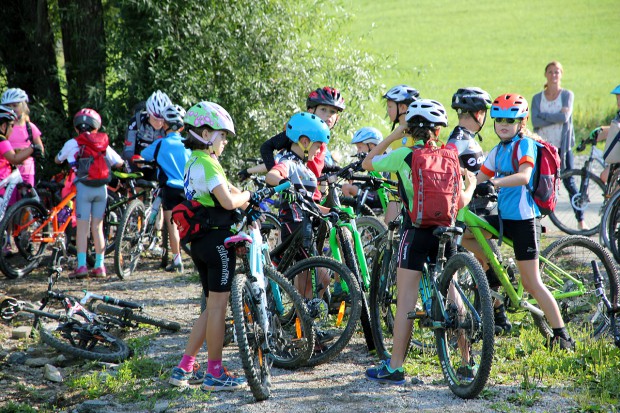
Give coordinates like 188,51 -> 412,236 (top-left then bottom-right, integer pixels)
285,112 -> 330,144
351,127 -> 383,145
611,85 -> 620,95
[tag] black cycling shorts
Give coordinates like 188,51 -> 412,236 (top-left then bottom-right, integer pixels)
397,226 -> 455,271
161,186 -> 185,211
484,216 -> 540,261
190,230 -> 237,295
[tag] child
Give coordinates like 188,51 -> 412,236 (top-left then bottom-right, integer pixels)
464,93 -> 574,349
55,109 -> 123,279
596,84 -> 620,183
1,88 -> 45,189
382,84 -> 420,224
140,104 -> 190,273
169,101 -> 248,391
362,99 -> 475,384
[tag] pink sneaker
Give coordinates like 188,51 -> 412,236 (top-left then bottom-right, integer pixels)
90,267 -> 107,279
70,266 -> 88,280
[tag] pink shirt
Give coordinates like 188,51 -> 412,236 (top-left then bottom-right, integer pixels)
0,139 -> 14,183
8,122 -> 41,176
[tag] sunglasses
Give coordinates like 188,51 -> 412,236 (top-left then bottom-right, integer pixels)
494,118 -> 520,124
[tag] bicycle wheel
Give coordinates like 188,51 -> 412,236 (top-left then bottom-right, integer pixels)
356,216 -> 387,271
433,252 -> 494,399
0,199 -> 49,279
548,169 -> 605,236
264,266 -> 314,369
114,199 -> 146,279
39,319 -> 130,362
283,256 -> 362,367
261,211 -> 281,251
537,235 -> 619,341
92,303 -> 181,331
604,193 -> 620,263
231,274 -> 271,401
104,191 -> 124,256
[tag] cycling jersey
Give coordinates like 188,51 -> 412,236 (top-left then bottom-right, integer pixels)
260,130 -> 326,177
480,135 -> 539,220
271,151 -> 318,223
447,126 -> 484,173
122,111 -> 166,169
140,131 -> 190,189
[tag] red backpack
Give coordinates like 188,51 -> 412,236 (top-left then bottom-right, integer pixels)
511,136 -> 560,216
408,142 -> 462,228
171,200 -> 212,244
75,132 -> 111,187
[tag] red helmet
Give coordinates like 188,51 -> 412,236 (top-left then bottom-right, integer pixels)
306,87 -> 345,111
490,94 -> 529,119
73,108 -> 102,131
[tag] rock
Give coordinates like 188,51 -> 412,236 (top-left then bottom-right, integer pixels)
11,326 -> 31,339
25,357 -> 54,367
44,364 -> 63,382
6,351 -> 27,365
77,400 -> 109,413
153,401 -> 169,413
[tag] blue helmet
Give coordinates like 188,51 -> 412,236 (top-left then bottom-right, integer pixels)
351,127 -> 383,145
286,112 -> 330,144
611,85 -> 620,95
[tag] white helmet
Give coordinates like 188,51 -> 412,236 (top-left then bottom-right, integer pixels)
383,85 -> 419,104
146,90 -> 172,119
1,88 -> 29,105
162,104 -> 186,131
405,99 -> 448,127
351,127 -> 383,145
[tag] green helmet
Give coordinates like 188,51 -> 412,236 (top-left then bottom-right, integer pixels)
184,101 -> 235,136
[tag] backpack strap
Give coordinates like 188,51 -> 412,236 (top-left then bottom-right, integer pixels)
153,139 -> 163,167
26,122 -> 33,142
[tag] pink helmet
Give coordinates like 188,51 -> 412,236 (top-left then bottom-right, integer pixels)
74,108 -> 102,131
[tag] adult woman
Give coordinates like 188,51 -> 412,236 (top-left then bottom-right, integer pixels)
530,62 -> 583,229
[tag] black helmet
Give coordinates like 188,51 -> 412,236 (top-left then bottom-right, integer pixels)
451,87 -> 492,113
306,87 -> 345,112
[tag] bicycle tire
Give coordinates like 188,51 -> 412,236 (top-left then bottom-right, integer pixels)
604,193 -> 620,263
262,211 -> 281,251
114,199 -> 146,279
39,319 -> 130,362
341,196 -> 375,217
93,303 -> 181,331
433,252 -> 494,399
0,198 -> 49,279
548,169 -> 605,236
356,216 -> 387,270
264,266 -> 314,369
231,273 -> 271,401
599,189 -> 620,250
536,235 -> 619,341
104,191 -> 123,256
338,227 -> 375,351
283,256 -> 362,367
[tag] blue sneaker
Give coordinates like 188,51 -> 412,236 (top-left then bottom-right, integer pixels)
201,368 -> 247,392
366,358 -> 405,385
169,364 -> 206,387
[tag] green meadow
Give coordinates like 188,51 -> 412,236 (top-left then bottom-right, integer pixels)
337,0 -> 619,151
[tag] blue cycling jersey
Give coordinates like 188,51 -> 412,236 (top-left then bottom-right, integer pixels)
141,131 -> 190,189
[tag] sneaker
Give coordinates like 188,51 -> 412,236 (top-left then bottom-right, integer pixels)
366,359 -> 405,385
316,329 -> 335,345
165,261 -> 184,273
201,368 -> 247,392
550,335 -> 576,351
90,267 -> 107,279
69,266 -> 88,280
456,364 -> 476,383
169,364 -> 206,387
494,304 -> 512,335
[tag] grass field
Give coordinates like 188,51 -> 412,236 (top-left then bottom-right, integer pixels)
337,0 -> 619,150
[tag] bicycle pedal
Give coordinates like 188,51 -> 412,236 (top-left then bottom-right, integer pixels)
407,310 -> 426,320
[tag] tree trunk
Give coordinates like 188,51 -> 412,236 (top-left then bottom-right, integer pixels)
58,0 -> 106,118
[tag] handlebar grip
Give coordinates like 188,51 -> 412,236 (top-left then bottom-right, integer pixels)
103,296 -> 143,310
272,181 -> 291,193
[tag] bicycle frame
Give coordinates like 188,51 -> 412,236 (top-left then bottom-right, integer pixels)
0,168 -> 33,222
457,206 -> 586,313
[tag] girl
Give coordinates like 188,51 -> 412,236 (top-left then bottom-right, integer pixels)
169,101 -> 248,391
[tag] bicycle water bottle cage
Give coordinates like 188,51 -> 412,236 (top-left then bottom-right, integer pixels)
224,233 -> 252,249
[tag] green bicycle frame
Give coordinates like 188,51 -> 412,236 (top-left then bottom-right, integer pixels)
369,170 -> 390,212
456,206 -> 587,309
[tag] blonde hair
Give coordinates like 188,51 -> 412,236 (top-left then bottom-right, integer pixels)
543,61 -> 563,90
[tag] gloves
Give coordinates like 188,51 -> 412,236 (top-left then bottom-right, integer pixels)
590,127 -> 603,141
245,205 -> 262,224
31,144 -> 44,159
238,168 -> 251,181
474,180 -> 496,197
249,187 -> 273,206
281,189 -> 298,204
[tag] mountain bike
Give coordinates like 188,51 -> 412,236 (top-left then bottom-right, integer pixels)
590,261 -> 620,349
227,182 -> 314,400
457,199 -> 619,344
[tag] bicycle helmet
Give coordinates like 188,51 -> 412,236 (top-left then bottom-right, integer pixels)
490,94 -> 529,119
184,101 -> 236,136
73,108 -> 102,131
0,105 -> 18,124
146,90 -> 172,119
306,87 -> 345,111
405,99 -> 448,127
351,127 -> 383,145
1,88 -> 29,105
611,84 -> 620,95
286,112 -> 330,144
451,87 -> 492,113
162,104 -> 186,131
383,85 -> 420,104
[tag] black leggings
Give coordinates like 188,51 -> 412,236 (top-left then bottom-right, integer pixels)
190,230 -> 237,295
